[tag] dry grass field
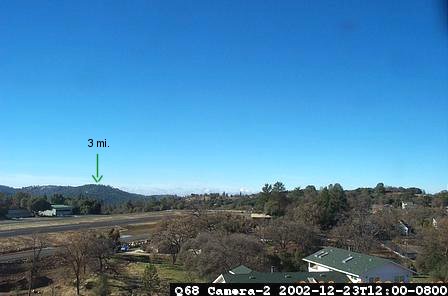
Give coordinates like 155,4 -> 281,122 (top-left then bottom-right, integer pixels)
0,218 -> 179,295
1,251 -> 200,296
0,211 -> 186,254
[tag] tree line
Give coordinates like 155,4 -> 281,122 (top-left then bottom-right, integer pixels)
0,192 -> 102,216
149,182 -> 448,282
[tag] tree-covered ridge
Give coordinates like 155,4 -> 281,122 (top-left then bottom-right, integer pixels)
1,182 -> 447,217
1,181 -> 448,284
0,184 -> 176,203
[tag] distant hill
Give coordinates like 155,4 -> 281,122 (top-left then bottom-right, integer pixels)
0,185 -> 16,196
0,184 -> 172,203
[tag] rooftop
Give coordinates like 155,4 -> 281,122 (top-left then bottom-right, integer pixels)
303,247 -> 398,277
250,213 -> 272,219
222,266 -> 349,283
51,204 -> 73,210
229,265 -> 253,275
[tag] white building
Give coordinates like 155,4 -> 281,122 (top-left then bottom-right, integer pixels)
432,218 -> 438,229
250,213 -> 272,220
398,220 -> 412,236
302,247 -> 414,283
401,201 -> 416,210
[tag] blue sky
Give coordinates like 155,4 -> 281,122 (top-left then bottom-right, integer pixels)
0,0 -> 447,194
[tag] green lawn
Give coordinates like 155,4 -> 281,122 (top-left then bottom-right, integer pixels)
82,254 -> 204,295
123,254 -> 205,283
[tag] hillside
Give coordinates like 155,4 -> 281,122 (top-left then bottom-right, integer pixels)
0,184 -> 170,203
0,185 -> 16,196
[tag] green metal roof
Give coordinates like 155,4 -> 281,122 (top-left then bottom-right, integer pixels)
303,247 -> 394,276
230,265 -> 253,275
51,204 -> 73,209
222,270 -> 349,283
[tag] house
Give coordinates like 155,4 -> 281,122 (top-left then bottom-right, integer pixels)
213,265 -> 349,283
432,217 -> 439,229
401,201 -> 416,210
303,247 -> 414,283
39,204 -> 73,217
398,220 -> 412,236
6,208 -> 32,219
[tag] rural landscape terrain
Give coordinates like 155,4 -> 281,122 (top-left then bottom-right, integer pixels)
0,183 -> 447,295
1,0 -> 447,295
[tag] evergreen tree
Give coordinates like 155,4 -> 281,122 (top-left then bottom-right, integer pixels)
317,184 -> 347,229
28,197 -> 51,213
374,182 -> 386,196
256,184 -> 272,212
50,194 -> 65,204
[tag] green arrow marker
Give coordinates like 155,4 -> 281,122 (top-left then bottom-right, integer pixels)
92,153 -> 103,183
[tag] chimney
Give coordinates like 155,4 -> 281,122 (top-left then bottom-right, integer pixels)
270,266 -> 276,273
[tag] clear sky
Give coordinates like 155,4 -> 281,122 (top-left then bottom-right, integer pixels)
0,0 -> 447,194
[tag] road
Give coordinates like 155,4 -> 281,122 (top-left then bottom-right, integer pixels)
0,247 -> 58,263
0,211 -> 185,238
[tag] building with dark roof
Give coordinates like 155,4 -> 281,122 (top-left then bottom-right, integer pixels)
38,204 -> 73,217
213,265 -> 349,283
303,247 -> 414,283
6,208 -> 32,219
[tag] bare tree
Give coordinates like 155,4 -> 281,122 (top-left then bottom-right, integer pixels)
180,232 -> 267,280
331,209 -> 384,253
293,202 -> 321,226
27,233 -> 45,296
258,218 -> 318,253
153,217 -> 199,264
58,232 -> 90,295
417,218 -> 448,281
108,227 -> 121,245
87,231 -> 115,272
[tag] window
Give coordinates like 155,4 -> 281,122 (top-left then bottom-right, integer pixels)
318,252 -> 329,258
